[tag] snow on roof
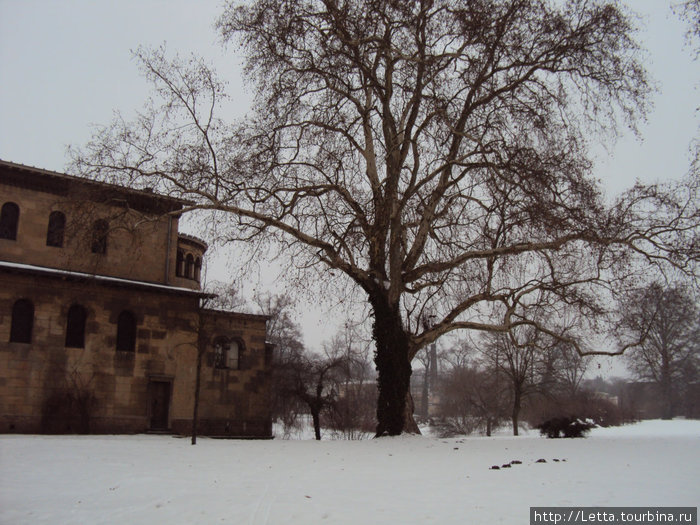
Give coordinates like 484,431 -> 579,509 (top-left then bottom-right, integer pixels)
0,260 -> 206,296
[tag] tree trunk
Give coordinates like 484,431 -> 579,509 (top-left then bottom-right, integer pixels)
486,418 -> 492,437
372,296 -> 413,437
512,391 -> 521,437
661,353 -> 673,420
191,330 -> 205,445
403,391 -> 421,434
311,409 -> 322,440
420,364 -> 429,418
661,379 -> 674,420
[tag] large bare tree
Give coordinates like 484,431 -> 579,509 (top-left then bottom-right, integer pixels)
622,283 -> 699,419
71,0 -> 699,435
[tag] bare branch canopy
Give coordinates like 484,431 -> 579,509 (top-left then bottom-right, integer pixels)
71,0 -> 699,435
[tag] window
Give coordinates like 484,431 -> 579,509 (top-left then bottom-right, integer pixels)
46,211 -> 66,247
91,219 -> 108,254
65,304 -> 87,348
0,202 -> 19,240
213,337 -> 228,369
227,340 -> 240,369
213,337 -> 240,370
116,310 -> 137,352
194,258 -> 202,282
176,250 -> 184,277
10,299 -> 34,343
185,254 -> 194,279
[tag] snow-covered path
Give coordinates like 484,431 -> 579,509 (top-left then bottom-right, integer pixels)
1,420 -> 698,524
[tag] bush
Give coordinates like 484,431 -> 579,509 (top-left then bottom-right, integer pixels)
525,392 -> 636,429
41,387 -> 96,434
536,416 -> 596,438
430,416 -> 481,438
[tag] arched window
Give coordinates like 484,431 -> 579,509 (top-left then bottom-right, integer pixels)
194,258 -> 202,282
213,337 -> 241,370
0,202 -> 19,240
213,337 -> 228,369
91,219 -> 108,254
116,310 -> 137,352
227,340 -> 240,370
10,299 -> 34,343
176,250 -> 184,277
185,254 -> 194,279
65,304 -> 87,348
46,211 -> 66,247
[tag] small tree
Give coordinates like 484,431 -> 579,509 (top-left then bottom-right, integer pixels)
554,343 -> 591,398
278,351 -> 346,440
322,324 -> 377,439
480,329 -> 554,436
41,368 -> 97,434
436,361 -> 508,437
253,292 -> 307,432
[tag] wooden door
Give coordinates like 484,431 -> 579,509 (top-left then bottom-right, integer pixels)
149,381 -> 170,430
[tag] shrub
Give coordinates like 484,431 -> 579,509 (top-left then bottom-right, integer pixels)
41,387 -> 96,434
536,416 -> 596,438
525,392 -> 636,429
430,416 -> 482,438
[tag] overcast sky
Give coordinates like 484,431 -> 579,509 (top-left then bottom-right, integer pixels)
0,0 -> 697,363
1,0 -> 697,190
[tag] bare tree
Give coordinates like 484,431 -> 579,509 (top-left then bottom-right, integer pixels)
674,0 -> 700,57
277,350 -> 346,440
206,280 -> 249,312
554,342 -> 591,398
71,0 -> 699,435
622,283 -> 700,419
479,331 -> 543,436
321,324 -> 377,438
253,292 -> 307,433
436,358 -> 508,437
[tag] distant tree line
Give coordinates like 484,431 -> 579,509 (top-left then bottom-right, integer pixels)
213,281 -> 697,440
428,283 -> 699,437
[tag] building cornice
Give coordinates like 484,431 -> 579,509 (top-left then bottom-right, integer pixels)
178,233 -> 209,251
201,307 -> 270,322
0,159 -> 191,215
0,260 -> 212,297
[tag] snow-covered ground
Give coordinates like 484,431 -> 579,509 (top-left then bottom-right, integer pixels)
1,420 -> 698,525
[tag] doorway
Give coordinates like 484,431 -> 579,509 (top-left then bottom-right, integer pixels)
149,380 -> 171,430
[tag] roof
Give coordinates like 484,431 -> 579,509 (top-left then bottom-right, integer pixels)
201,307 -> 270,322
178,233 -> 209,250
0,260 -> 211,297
0,159 -> 191,214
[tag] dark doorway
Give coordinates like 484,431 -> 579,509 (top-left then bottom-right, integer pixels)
149,381 -> 171,430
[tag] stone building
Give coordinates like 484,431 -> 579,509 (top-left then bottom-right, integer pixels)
0,160 -> 272,437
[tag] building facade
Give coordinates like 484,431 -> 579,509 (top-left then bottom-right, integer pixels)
0,160 -> 272,437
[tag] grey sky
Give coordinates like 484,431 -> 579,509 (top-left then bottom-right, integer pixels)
0,0 -> 697,363
1,0 -> 697,192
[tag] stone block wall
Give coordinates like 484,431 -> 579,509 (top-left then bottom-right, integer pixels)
195,309 -> 272,437
1,167 -> 187,287
1,163 -> 272,438
0,271 -> 200,434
